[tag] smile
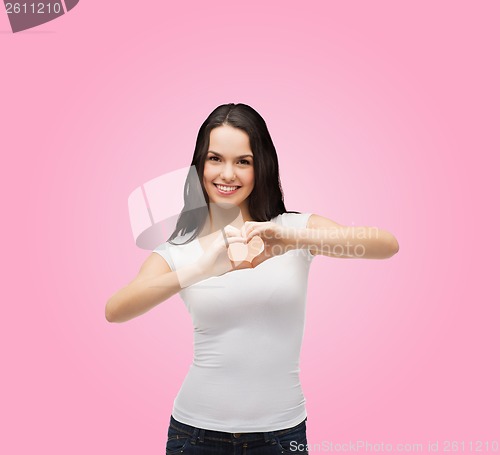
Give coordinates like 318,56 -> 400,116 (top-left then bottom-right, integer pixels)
214,183 -> 241,195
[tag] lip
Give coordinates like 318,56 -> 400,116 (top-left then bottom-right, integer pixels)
213,183 -> 241,196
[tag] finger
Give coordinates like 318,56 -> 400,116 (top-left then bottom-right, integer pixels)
225,236 -> 246,244
226,238 -> 248,267
244,224 -> 258,240
232,260 -> 253,271
250,250 -> 267,268
247,235 -> 264,257
246,227 -> 263,241
224,224 -> 242,236
227,242 -> 248,262
219,237 -> 247,251
221,226 -> 242,248
242,221 -> 255,238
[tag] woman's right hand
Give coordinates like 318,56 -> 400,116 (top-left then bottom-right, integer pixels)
197,225 -> 250,279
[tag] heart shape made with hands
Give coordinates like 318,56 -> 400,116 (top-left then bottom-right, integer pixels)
227,235 -> 265,264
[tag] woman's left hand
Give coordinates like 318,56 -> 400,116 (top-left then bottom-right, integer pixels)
242,221 -> 296,267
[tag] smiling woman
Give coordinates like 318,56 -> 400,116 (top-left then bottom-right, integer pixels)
165,103 -> 291,245
203,126 -> 255,213
105,102 -> 399,455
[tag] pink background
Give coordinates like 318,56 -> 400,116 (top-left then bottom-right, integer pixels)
2,1 -> 499,453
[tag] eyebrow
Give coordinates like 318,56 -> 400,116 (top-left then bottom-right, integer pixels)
207,150 -> 253,159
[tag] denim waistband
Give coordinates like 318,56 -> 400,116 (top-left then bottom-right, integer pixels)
169,415 -> 307,443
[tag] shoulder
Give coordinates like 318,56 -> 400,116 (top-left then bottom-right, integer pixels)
152,231 -> 198,271
159,231 -> 196,249
306,213 -> 345,229
274,212 -> 346,229
273,212 -> 313,229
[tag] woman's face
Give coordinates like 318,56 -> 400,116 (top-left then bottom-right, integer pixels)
203,125 -> 255,211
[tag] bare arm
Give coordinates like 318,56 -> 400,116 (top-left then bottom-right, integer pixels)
302,214 -> 399,259
105,253 -> 206,323
105,228 -> 247,323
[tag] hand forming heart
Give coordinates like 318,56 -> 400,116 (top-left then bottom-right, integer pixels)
227,235 -> 265,263
195,221 -> 297,281
224,221 -> 295,269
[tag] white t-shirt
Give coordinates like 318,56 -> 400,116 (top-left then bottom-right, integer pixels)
153,212 -> 314,432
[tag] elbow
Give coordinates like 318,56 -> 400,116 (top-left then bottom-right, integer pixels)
388,236 -> 399,257
105,300 -> 117,323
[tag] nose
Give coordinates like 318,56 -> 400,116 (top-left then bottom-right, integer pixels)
220,164 -> 236,181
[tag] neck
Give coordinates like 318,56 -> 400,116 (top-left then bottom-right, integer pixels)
202,202 -> 252,235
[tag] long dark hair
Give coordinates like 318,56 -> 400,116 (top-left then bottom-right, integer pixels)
168,103 -> 295,244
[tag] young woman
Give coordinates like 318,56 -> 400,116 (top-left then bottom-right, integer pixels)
106,103 -> 399,454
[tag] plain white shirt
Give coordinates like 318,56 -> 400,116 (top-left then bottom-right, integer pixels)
153,212 -> 314,432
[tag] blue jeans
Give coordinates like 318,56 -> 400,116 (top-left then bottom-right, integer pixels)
166,415 -> 309,454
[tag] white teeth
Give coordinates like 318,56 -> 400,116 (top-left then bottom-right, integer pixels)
216,184 -> 239,192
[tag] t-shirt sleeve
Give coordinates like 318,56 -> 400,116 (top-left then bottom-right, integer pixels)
279,212 -> 315,261
279,212 -> 312,229
152,242 -> 176,271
